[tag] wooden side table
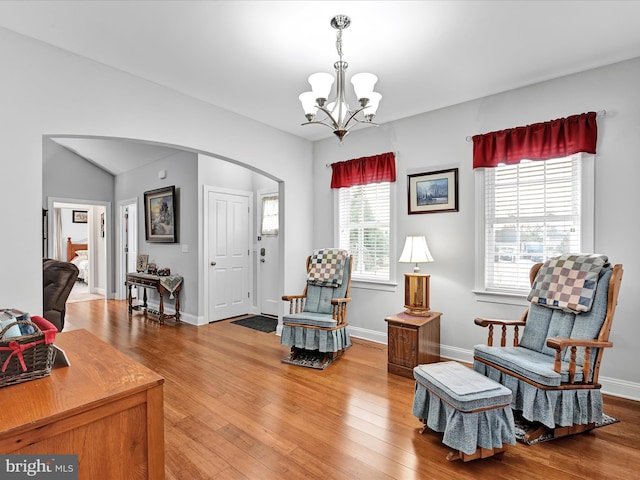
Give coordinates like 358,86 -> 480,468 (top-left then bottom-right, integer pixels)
127,272 -> 183,324
385,311 -> 441,378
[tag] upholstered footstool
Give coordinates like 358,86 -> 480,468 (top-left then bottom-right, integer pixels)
412,361 -> 515,462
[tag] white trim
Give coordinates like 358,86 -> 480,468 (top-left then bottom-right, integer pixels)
116,197 -> 138,300
47,196 -> 113,299
348,325 -> 387,345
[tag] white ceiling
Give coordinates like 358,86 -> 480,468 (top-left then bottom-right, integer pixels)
2,0 -> 640,174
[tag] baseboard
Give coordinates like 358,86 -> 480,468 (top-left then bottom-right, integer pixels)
348,326 -> 640,402
348,326 -> 387,345
599,376 -> 640,402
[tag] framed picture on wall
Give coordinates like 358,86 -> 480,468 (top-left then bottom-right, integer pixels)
72,210 -> 88,223
407,168 -> 459,214
144,185 -> 177,243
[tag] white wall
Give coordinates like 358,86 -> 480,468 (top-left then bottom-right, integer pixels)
313,58 -> 640,399
0,27 -> 313,325
115,150 -> 199,320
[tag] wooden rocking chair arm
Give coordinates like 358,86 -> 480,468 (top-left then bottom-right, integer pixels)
331,297 -> 352,305
546,337 -> 613,351
282,294 -> 306,301
474,317 -> 526,328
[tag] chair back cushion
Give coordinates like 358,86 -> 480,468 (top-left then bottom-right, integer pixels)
304,255 -> 351,314
43,258 -> 80,331
519,266 -> 612,364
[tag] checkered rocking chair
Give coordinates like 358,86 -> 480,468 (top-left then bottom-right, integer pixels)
281,249 -> 353,366
473,254 -> 623,443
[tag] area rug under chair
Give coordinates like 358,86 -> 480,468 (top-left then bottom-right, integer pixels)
282,350 -> 335,370
514,412 -> 619,445
230,315 -> 278,333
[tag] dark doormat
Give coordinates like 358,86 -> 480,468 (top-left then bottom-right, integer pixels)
514,412 -> 619,445
230,315 -> 277,333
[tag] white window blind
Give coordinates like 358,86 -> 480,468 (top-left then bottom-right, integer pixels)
338,182 -> 390,281
484,155 -> 582,294
261,195 -> 279,236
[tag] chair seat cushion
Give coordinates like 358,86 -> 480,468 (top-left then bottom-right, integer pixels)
283,312 -> 337,329
474,345 -> 584,386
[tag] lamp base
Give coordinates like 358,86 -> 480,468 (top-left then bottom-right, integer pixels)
404,273 -> 430,314
403,307 -> 432,317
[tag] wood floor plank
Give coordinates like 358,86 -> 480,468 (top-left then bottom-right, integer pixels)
65,299 -> 640,479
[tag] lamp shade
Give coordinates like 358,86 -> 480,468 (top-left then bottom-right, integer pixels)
308,72 -> 335,101
298,92 -> 318,117
399,236 -> 434,272
363,92 -> 382,120
351,72 -> 378,102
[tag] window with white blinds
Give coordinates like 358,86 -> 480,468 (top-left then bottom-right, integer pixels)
483,155 -> 583,294
260,195 -> 279,236
337,182 -> 391,281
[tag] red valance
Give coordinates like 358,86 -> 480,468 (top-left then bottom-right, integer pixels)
472,112 -> 598,169
331,152 -> 396,189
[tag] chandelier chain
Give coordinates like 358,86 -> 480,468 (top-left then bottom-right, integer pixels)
336,27 -> 343,59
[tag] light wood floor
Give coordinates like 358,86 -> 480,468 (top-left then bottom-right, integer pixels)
65,299 -> 640,480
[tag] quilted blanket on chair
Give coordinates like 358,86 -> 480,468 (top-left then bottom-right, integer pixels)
527,254 -> 609,313
307,249 -> 348,287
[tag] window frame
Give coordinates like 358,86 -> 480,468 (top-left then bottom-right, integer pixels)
334,181 -> 397,291
474,153 -> 595,305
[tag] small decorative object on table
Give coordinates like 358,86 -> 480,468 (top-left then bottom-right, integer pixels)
136,254 -> 149,273
0,309 -> 57,387
147,263 -> 157,275
158,268 -> 171,276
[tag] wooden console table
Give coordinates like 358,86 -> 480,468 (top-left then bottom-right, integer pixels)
0,329 -> 165,480
127,272 -> 183,324
385,311 -> 441,378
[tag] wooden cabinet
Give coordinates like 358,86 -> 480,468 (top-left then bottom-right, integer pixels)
385,311 -> 441,378
0,329 -> 165,480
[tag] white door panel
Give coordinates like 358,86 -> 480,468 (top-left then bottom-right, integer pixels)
208,190 -> 250,321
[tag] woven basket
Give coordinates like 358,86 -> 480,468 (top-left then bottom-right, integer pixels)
0,314 -> 57,387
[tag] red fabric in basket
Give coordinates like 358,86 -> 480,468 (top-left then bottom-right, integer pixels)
30,316 -> 57,344
0,316 -> 57,373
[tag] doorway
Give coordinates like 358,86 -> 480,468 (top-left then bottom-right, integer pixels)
117,198 -> 138,300
47,198 -> 110,300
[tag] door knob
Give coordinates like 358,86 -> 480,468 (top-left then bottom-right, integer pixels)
260,258 -> 265,263
210,261 -> 217,266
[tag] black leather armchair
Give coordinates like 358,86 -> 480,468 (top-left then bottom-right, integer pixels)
43,258 -> 79,331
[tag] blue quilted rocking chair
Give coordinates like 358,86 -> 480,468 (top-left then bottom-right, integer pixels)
473,254 -> 623,443
281,249 -> 352,368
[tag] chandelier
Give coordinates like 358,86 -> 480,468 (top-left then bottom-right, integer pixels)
298,15 -> 382,141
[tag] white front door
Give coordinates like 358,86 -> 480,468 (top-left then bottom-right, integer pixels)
207,189 -> 250,321
258,191 -> 279,316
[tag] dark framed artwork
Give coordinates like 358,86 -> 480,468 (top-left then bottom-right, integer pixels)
408,168 -> 459,214
144,185 -> 177,243
72,210 -> 88,223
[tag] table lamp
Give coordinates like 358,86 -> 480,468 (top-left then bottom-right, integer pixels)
399,235 -> 434,315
